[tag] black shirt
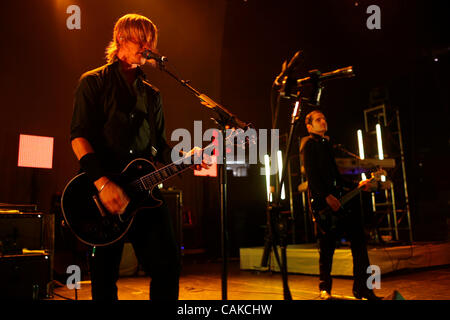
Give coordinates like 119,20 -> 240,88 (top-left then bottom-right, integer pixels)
301,133 -> 345,200
70,61 -> 172,173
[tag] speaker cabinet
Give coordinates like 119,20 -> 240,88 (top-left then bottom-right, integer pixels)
160,189 -> 183,252
0,212 -> 54,255
0,210 -> 54,299
119,189 -> 183,276
0,254 -> 51,299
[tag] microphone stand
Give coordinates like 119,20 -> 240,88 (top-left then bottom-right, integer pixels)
270,72 -> 322,301
153,59 -> 250,301
262,54 -> 305,301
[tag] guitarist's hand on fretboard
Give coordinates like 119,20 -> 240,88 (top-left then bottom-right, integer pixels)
358,169 -> 387,192
184,146 -> 212,171
358,179 -> 378,192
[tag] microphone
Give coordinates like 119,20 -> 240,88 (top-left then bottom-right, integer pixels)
297,66 -> 354,87
141,49 -> 168,63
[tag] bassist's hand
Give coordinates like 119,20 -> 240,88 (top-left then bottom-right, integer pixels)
359,179 -> 378,192
95,177 -> 130,215
325,194 -> 341,212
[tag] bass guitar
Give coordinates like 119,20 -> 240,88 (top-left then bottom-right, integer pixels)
310,169 -> 386,233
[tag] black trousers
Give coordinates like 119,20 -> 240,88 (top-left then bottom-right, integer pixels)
316,202 -> 370,293
88,199 -> 181,301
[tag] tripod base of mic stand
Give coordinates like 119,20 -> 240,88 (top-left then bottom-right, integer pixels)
260,204 -> 293,300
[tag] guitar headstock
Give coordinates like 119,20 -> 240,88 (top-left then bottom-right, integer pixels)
222,126 -> 258,149
370,168 -> 387,182
359,168 -> 388,192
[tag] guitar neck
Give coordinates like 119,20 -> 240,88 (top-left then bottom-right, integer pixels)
139,159 -> 195,191
340,187 -> 361,206
339,177 -> 374,206
136,128 -> 246,190
138,141 -> 217,190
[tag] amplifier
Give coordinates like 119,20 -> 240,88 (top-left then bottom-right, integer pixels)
119,189 -> 184,276
160,188 -> 183,251
0,212 -> 54,255
0,253 -> 52,299
0,203 -> 38,212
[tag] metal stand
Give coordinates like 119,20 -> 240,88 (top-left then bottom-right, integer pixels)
363,104 -> 413,243
152,58 -> 250,300
262,51 -> 306,300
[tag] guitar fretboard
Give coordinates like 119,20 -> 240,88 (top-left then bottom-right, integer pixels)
132,129 -> 245,191
340,176 -> 375,206
340,187 -> 361,206
139,159 -> 194,190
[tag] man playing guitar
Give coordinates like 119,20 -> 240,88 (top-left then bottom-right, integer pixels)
70,13 -> 207,300
301,110 -> 382,300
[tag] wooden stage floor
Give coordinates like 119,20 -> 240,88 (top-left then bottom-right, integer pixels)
51,257 -> 450,301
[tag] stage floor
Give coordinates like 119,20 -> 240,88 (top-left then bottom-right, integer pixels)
240,241 -> 450,276
50,251 -> 450,300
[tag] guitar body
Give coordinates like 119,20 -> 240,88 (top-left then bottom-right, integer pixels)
61,158 -> 163,247
310,171 -> 385,235
310,190 -> 347,235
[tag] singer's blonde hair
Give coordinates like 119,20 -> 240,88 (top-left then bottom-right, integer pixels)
105,14 -> 158,64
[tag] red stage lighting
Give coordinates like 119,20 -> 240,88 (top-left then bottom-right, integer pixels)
17,134 -> 54,169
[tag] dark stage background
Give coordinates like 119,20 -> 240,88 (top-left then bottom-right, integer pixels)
0,0 -> 448,257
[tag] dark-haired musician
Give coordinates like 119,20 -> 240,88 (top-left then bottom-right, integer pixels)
301,110 -> 382,300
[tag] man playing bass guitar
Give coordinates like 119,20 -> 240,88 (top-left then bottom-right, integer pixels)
301,110 -> 382,300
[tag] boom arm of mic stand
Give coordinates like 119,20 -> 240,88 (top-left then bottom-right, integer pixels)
158,62 -> 250,130
296,66 -> 354,87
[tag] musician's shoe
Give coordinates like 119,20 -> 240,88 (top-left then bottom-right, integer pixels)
353,288 -> 383,300
319,290 -> 332,300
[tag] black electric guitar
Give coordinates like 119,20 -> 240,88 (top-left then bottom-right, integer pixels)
61,157 -> 194,247
61,129 -> 252,247
310,169 -> 386,233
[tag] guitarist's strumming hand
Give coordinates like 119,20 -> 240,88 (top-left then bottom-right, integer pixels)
326,194 -> 341,212
95,177 -> 130,215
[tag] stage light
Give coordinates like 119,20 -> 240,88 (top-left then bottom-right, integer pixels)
264,154 -> 272,202
375,124 -> 387,181
194,155 -> 218,177
357,129 -> 365,160
376,124 -> 384,160
292,101 -> 299,118
277,150 -> 286,200
361,172 -> 367,181
17,134 -> 54,169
